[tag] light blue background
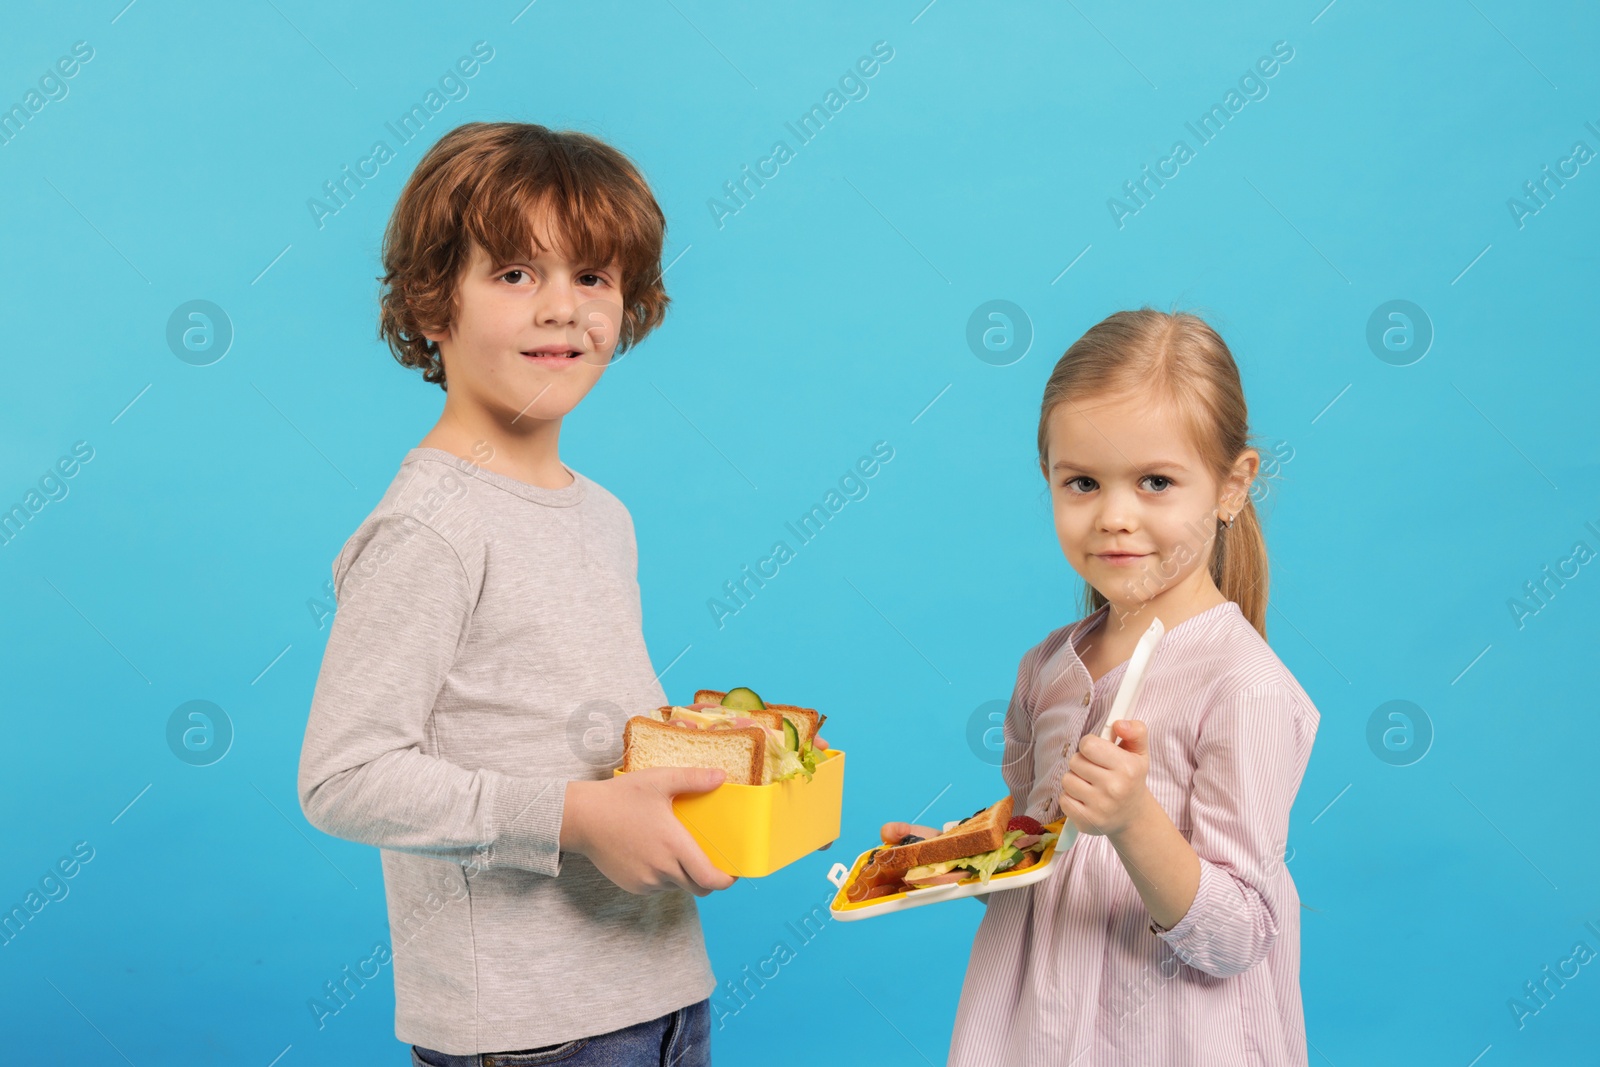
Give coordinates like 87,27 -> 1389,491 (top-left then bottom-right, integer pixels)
2,1 -> 1597,1063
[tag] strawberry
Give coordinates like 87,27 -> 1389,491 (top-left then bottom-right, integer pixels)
1007,815 -> 1044,835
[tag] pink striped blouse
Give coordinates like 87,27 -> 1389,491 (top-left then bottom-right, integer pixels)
947,599 -> 1320,1066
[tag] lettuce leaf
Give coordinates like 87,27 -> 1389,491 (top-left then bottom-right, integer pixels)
769,739 -> 816,783
957,829 -> 1027,884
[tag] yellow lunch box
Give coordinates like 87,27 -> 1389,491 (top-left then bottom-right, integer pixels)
614,747 -> 846,878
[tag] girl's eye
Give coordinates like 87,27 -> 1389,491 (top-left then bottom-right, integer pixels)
1060,475 -> 1174,493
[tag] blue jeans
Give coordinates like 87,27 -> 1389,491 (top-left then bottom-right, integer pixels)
410,998 -> 711,1067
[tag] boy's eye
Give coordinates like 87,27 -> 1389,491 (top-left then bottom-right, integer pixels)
499,269 -> 528,285
577,272 -> 608,288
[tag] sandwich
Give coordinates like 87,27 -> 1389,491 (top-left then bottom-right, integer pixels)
843,796 -> 1061,903
619,686 -> 827,785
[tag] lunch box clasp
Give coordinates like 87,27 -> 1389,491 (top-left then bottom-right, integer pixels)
826,862 -> 850,889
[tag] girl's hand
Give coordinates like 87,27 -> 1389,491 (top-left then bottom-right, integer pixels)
880,820 -> 941,845
1058,719 -> 1152,838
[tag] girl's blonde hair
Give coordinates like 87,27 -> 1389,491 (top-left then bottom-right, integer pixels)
1036,308 -> 1271,637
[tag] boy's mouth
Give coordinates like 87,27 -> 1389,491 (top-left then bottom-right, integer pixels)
521,347 -> 583,361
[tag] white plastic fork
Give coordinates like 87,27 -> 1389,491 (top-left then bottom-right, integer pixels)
1095,614 -> 1167,743
1063,614 -> 1166,830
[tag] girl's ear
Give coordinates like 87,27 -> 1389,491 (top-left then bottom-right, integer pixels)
1224,448 -> 1261,509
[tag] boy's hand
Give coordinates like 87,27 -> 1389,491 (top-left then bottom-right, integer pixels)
562,769 -> 738,896
1058,719 -> 1152,838
879,820 -> 941,845
810,735 -> 834,851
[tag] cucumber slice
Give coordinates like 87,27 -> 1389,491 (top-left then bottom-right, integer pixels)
720,686 -> 766,711
781,718 -> 800,751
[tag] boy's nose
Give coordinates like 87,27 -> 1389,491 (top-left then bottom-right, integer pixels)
535,282 -> 578,326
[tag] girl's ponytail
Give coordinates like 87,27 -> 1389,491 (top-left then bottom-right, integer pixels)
1037,308 -> 1273,639
1213,491 -> 1268,638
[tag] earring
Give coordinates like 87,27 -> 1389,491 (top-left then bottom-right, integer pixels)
1219,511 -> 1236,529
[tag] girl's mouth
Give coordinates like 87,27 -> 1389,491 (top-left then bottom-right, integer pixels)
1095,553 -> 1149,567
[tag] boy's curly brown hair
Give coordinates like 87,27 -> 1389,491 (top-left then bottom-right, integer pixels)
378,122 -> 670,389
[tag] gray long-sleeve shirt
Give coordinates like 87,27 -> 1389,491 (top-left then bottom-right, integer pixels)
298,447 -> 715,1055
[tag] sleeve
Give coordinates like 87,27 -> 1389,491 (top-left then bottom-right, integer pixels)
1151,682 -> 1304,978
999,643 -> 1041,811
297,513 -> 569,877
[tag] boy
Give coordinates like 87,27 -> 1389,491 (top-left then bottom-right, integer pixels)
298,122 -> 732,1065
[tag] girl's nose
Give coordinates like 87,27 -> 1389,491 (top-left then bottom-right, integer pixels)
1095,495 -> 1138,533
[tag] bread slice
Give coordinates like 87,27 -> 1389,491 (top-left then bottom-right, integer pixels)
872,796 -> 1014,872
694,690 -> 827,746
620,716 -> 767,784
647,703 -> 784,739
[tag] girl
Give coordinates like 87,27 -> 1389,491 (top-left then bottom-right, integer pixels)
883,309 -> 1320,1065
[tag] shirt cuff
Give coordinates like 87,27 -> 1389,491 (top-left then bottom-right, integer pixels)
488,773 -> 568,877
1149,855 -> 1220,942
